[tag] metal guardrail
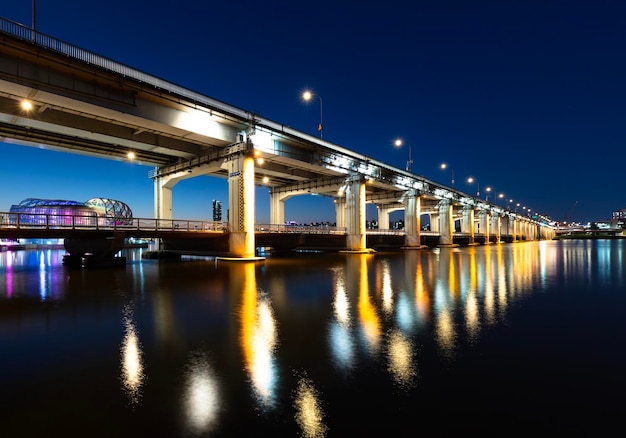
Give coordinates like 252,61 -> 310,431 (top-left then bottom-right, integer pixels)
255,224 -> 346,234
0,213 -> 350,235
0,212 -> 227,232
0,212 -> 511,236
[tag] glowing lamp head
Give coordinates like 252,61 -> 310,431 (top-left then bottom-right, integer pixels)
440,163 -> 447,170
394,138 -> 403,147
467,177 -> 474,184
127,151 -> 136,160
21,100 -> 33,111
302,91 -> 313,101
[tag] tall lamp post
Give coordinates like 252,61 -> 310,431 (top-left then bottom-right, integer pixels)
484,186 -> 492,201
394,138 -> 413,172
467,177 -> 480,197
302,90 -> 323,139
440,163 -> 455,188
31,0 -> 37,40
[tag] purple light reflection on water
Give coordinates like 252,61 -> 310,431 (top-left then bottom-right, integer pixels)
0,249 -> 68,300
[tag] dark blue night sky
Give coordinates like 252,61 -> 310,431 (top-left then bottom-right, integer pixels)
1,1 -> 624,223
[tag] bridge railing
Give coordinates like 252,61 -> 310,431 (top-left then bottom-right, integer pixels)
0,212 -> 228,233
366,229 -> 405,235
0,17 -> 249,121
255,224 -> 347,234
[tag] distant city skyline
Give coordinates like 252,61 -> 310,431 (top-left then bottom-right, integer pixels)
2,1 -> 625,224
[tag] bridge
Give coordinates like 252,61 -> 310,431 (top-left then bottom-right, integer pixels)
0,17 -> 555,259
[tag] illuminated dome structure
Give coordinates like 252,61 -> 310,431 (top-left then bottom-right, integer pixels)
9,198 -> 133,226
84,198 -> 133,224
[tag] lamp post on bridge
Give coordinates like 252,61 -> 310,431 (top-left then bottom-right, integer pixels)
32,0 -> 37,32
394,138 -> 413,172
484,186 -> 492,201
302,90 -> 323,139
440,163 -> 455,188
467,177 -> 480,198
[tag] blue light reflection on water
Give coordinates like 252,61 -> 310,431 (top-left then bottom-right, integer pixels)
0,240 -> 625,436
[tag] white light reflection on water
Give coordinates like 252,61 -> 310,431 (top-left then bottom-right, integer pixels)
395,292 -> 415,334
183,351 -> 220,435
39,252 -> 47,301
386,329 -> 417,388
332,267 -> 350,326
120,306 -> 145,406
293,374 -> 327,438
329,267 -> 354,370
380,259 -> 394,315
240,262 -> 278,409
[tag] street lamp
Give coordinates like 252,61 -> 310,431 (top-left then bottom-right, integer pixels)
467,177 -> 480,197
394,138 -> 413,172
484,186 -> 492,201
440,163 -> 455,188
302,90 -> 323,139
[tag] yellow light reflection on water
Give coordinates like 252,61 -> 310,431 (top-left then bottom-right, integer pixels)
120,307 -> 144,405
355,255 -> 381,352
436,309 -> 456,356
497,247 -> 508,318
387,330 -> 417,388
240,262 -> 278,408
414,253 -> 430,322
294,376 -> 327,438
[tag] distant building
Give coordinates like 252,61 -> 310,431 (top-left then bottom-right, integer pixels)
612,208 -> 626,220
611,208 -> 626,229
212,200 -> 222,222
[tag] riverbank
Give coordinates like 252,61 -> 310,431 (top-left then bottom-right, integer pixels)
554,233 -> 625,240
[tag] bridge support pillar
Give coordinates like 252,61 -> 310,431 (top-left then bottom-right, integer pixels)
227,153 -> 257,258
512,218 -> 519,242
438,200 -> 455,246
478,211 -> 491,244
63,232 -> 126,267
344,177 -> 369,252
491,214 -> 501,243
154,175 -> 174,220
403,191 -> 423,248
430,213 -> 439,232
269,191 -> 286,226
335,197 -> 347,229
461,207 -> 475,245
376,204 -> 392,230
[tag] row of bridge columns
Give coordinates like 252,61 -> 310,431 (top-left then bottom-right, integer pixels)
153,152 -> 551,258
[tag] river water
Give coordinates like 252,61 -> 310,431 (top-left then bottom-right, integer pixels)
0,240 -> 624,437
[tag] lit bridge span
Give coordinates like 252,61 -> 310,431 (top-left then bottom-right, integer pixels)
0,18 -> 555,258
